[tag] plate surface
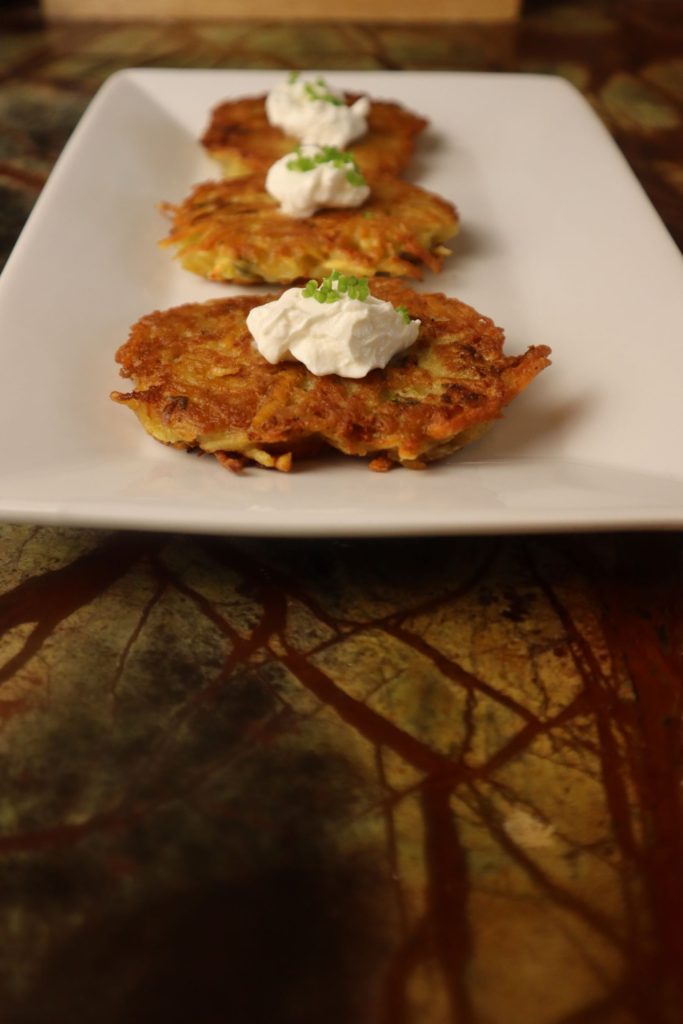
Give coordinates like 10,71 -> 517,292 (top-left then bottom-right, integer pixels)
1,68 -> 682,536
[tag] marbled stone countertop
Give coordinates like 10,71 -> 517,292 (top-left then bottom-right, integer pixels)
1,3 -> 682,1022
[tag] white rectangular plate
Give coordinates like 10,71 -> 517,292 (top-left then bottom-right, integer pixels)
1,68 -> 682,536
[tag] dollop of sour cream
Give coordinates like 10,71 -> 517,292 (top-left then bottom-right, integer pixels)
265,146 -> 370,218
265,74 -> 370,149
246,274 -> 420,379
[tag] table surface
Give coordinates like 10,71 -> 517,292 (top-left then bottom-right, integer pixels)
1,3 -> 683,1023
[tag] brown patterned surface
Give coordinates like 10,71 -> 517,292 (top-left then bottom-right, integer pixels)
1,3 -> 683,1022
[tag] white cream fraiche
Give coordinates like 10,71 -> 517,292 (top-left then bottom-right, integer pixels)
265,74 -> 370,149
265,147 -> 370,218
246,277 -> 420,379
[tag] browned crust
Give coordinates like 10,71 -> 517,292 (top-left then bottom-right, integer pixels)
160,174 -> 458,284
111,281 -> 551,473
201,92 -> 428,180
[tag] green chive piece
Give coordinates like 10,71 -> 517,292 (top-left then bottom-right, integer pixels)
285,145 -> 366,186
287,146 -> 316,173
346,168 -> 366,187
301,271 -> 370,305
288,71 -> 300,84
396,305 -> 411,324
301,76 -> 344,106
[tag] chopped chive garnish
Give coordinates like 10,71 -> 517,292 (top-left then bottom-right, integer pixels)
345,168 -> 366,187
285,146 -> 367,188
301,275 -> 412,320
288,70 -> 300,84
302,272 -> 370,303
286,148 -> 316,173
301,77 -> 344,105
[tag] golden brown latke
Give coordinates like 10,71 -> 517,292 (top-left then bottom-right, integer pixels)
111,280 -> 551,473
201,93 -> 427,180
160,174 -> 458,284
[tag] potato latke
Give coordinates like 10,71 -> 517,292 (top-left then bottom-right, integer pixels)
111,280 -> 551,473
201,93 -> 427,180
160,175 -> 458,284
